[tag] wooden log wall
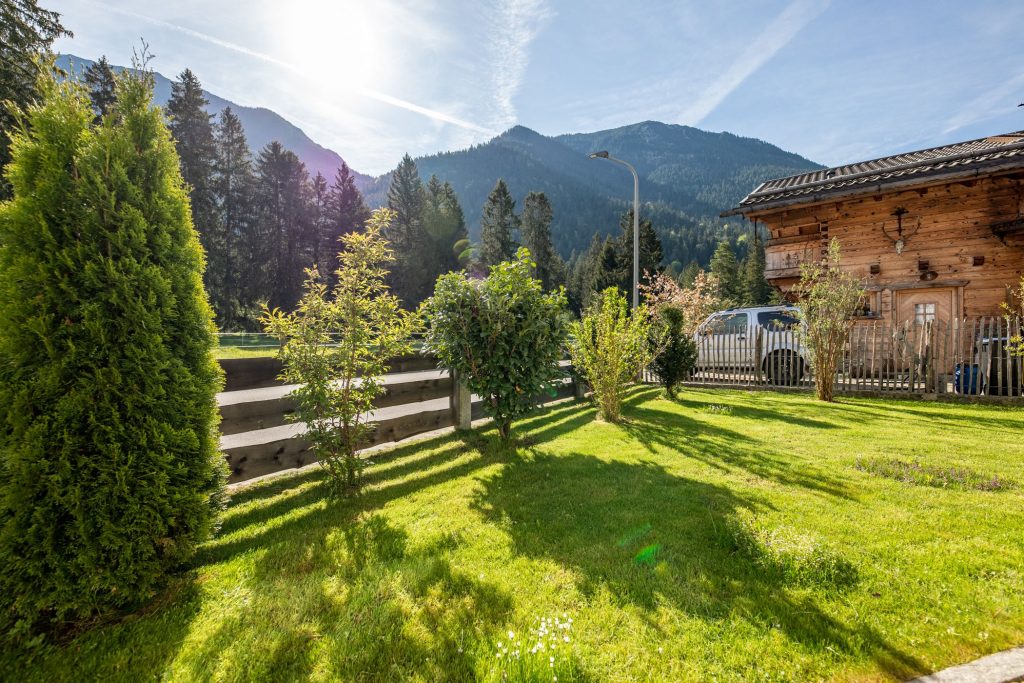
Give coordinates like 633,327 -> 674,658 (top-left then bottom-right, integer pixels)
755,174 -> 1024,319
217,357 -> 579,484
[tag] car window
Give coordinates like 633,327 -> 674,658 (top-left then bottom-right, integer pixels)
708,313 -> 747,335
757,311 -> 799,330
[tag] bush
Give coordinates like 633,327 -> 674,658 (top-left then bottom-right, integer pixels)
423,248 -> 568,442
569,288 -> 656,422
649,307 -> 697,398
262,209 -> 418,496
0,69 -> 225,638
792,240 -> 864,402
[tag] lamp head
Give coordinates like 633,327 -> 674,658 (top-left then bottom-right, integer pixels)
588,150 -> 609,159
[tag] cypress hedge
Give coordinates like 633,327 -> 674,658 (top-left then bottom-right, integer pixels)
0,68 -> 226,638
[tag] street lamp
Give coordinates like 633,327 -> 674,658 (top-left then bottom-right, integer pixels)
588,150 -> 640,309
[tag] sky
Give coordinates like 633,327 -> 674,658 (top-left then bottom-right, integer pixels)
51,0 -> 1024,176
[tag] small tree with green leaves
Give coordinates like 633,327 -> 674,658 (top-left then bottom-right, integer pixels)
648,307 -> 697,398
423,248 -> 568,443
1004,276 -> 1023,357
569,288 -> 657,422
792,239 -> 864,402
262,209 -> 419,496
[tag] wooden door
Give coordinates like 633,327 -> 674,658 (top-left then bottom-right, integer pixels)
895,287 -> 955,326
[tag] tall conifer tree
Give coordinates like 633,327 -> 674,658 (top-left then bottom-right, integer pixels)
254,141 -> 312,311
520,191 -> 565,290
213,106 -> 255,327
0,68 -> 224,635
710,239 -> 742,303
0,0 -> 70,197
479,179 -> 519,268
742,233 -> 772,305
83,54 -> 116,118
326,160 -> 370,288
166,69 -> 224,321
385,154 -> 430,305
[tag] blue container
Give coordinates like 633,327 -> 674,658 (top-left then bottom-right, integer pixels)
954,363 -> 979,395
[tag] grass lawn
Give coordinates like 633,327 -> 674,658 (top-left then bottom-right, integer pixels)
214,345 -> 278,359
6,388 -> 1024,681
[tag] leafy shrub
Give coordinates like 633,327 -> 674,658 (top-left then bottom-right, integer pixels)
569,287 -> 657,422
262,209 -> 419,496
649,306 -> 697,398
0,69 -> 225,638
792,240 -> 864,401
423,248 -> 569,443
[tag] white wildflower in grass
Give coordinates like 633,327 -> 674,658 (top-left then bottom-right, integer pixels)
491,613 -> 577,682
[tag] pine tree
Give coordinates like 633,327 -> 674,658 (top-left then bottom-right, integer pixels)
83,54 -> 116,118
423,174 -> 468,276
613,209 -> 663,293
254,141 -> 313,311
166,69 -> 224,322
328,161 -> 370,238
479,179 -> 519,268
0,68 -> 225,636
679,259 -> 701,288
213,107 -> 256,328
310,170 -> 330,278
385,154 -> 430,305
742,233 -> 773,305
520,191 -> 565,290
710,239 -> 742,303
0,0 -> 70,197
441,181 -> 470,267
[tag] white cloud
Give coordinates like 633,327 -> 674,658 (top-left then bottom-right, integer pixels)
484,0 -> 553,130
678,0 -> 831,125
941,69 -> 1024,136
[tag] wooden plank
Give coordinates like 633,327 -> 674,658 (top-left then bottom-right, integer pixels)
225,407 -> 454,483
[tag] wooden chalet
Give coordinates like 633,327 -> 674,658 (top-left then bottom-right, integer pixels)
724,132 -> 1024,326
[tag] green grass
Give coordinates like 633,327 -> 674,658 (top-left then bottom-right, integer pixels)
214,345 -> 279,359
6,388 -> 1024,681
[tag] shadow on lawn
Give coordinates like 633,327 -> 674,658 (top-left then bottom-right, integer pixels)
616,391 -> 854,499
179,512 -> 514,682
472,450 -> 922,679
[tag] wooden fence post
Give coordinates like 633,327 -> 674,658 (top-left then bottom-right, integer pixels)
450,370 -> 472,431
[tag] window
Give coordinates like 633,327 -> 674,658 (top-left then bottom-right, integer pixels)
914,303 -> 936,325
708,313 -> 748,335
757,311 -> 799,330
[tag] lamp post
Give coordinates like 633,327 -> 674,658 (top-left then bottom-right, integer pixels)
588,150 -> 639,309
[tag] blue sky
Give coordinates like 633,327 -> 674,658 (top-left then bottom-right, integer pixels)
52,0 -> 1024,175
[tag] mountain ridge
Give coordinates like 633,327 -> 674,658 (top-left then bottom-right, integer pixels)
56,54 -> 370,185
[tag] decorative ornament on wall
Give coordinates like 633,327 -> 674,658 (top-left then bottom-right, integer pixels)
881,206 -> 921,255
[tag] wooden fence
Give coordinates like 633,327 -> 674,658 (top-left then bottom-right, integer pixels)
682,316 -> 1023,398
218,355 -> 580,484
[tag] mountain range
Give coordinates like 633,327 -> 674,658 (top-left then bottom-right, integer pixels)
59,54 -> 822,266
361,122 -> 823,264
57,54 -> 370,185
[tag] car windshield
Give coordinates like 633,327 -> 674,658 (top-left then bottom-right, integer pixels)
707,313 -> 748,334
757,311 -> 799,330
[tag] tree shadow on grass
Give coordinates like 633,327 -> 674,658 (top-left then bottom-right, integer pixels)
616,397 -> 855,499
178,512 -> 514,682
472,450 -> 922,679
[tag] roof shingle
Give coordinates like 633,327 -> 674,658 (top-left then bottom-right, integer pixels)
724,132 -> 1024,215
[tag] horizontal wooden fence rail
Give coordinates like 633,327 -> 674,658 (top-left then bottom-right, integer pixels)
217,356 -> 579,484
678,316 -> 1022,400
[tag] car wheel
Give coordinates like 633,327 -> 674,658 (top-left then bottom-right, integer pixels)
765,350 -> 803,386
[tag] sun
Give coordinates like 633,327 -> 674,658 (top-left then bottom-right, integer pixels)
270,1 -> 393,98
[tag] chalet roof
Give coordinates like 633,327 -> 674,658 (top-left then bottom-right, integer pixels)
723,131 -> 1024,216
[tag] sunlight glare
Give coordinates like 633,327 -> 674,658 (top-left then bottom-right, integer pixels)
271,0 -> 394,102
